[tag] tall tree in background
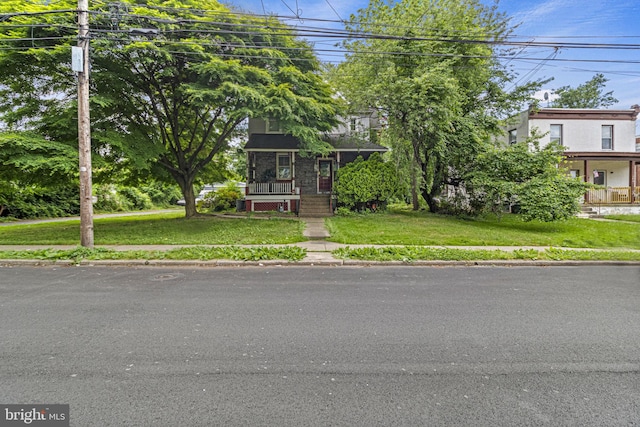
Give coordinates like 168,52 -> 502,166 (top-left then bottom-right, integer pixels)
551,74 -> 618,109
0,0 -> 339,217
332,0 -> 543,213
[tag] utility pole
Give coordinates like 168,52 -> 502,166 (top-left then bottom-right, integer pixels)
77,0 -> 94,247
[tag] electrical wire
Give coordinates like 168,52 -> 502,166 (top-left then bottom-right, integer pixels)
0,7 -> 638,73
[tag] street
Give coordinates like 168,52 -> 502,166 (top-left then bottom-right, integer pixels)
1,265 -> 639,426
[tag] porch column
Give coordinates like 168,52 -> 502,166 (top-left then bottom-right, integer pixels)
584,160 -> 590,203
632,160 -> 637,203
291,151 -> 296,190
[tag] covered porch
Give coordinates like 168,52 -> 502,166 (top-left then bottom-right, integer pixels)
564,152 -> 640,205
244,133 -> 387,214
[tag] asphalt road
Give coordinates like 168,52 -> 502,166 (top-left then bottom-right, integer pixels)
1,265 -> 639,426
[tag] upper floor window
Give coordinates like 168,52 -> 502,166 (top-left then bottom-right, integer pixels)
277,153 -> 291,180
550,124 -> 562,146
267,118 -> 282,133
350,118 -> 357,132
601,125 -> 613,150
508,129 -> 517,145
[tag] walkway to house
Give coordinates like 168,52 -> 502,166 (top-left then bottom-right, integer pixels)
301,217 -> 330,240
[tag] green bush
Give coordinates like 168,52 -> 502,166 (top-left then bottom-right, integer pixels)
118,186 -> 153,211
203,183 -> 243,212
334,153 -> 400,212
94,185 -> 128,212
0,183 -> 79,219
140,182 -> 182,206
95,183 -> 182,212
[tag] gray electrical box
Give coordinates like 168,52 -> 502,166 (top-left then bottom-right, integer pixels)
71,46 -> 83,72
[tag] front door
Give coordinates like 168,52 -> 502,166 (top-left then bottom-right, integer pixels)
318,159 -> 332,193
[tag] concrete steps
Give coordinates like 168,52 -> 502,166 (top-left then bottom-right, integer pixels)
576,206 -> 603,219
299,194 -> 332,218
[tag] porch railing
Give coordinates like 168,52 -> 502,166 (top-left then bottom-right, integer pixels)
248,182 -> 292,195
587,187 -> 639,204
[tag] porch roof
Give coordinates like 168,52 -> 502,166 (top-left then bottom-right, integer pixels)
564,151 -> 640,161
246,133 -> 388,152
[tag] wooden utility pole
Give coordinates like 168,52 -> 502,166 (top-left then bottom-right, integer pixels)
77,0 -> 94,247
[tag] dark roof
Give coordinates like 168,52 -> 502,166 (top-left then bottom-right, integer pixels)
245,134 -> 301,150
245,133 -> 387,152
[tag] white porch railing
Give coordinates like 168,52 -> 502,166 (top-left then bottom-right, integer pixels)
248,182 -> 292,195
587,187 -> 639,204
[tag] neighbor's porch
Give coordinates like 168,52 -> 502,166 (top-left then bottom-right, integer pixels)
586,187 -> 640,204
564,154 -> 640,205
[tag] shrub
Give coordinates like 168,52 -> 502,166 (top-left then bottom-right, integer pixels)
140,182 -> 182,206
118,186 -> 153,211
94,185 -> 128,212
0,183 -> 79,219
203,183 -> 243,212
334,153 -> 400,212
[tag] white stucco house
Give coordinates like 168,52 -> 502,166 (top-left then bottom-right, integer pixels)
503,105 -> 640,213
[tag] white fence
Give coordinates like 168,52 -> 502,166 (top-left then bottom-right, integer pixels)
248,182 -> 292,195
587,187 -> 638,204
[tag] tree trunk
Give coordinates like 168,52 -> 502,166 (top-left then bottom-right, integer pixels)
422,188 -> 440,213
175,176 -> 197,218
411,159 -> 420,211
182,184 -> 197,218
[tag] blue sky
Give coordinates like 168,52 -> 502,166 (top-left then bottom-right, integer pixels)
224,0 -> 640,113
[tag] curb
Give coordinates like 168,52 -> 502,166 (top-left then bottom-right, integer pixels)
2,259 -> 639,268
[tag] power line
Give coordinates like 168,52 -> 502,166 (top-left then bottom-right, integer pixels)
4,8 -> 640,52
1,7 -> 638,76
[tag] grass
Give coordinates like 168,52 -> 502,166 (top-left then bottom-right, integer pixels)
333,246 -> 640,262
0,212 -> 305,245
0,246 -> 307,262
326,210 -> 640,249
604,214 -> 640,223
1,209 -> 639,262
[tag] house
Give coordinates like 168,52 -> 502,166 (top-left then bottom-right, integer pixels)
244,113 -> 387,216
504,105 -> 640,214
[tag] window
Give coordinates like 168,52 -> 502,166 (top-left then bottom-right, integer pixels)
508,129 -> 517,144
267,118 -> 282,133
569,169 -> 580,179
593,169 -> 606,186
319,161 -> 331,178
277,153 -> 291,179
550,124 -> 562,146
601,125 -> 613,149
350,118 -> 357,132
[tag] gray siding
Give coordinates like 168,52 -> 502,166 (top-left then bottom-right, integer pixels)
296,155 -> 318,194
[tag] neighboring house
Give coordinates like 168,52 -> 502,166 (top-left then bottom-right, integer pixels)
503,105 -> 640,213
244,113 -> 387,216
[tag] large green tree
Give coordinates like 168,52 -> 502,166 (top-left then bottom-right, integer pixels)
0,132 -> 78,217
332,0 -> 543,213
551,73 -> 618,109
0,0 -> 339,217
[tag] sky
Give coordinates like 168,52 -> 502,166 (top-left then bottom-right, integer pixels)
223,0 -> 640,113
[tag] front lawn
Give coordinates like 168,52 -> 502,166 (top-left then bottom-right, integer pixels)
326,211 -> 640,249
0,212 -> 305,245
604,214 -> 640,223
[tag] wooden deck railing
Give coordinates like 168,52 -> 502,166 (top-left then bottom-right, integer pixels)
587,187 -> 639,204
248,182 -> 292,195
